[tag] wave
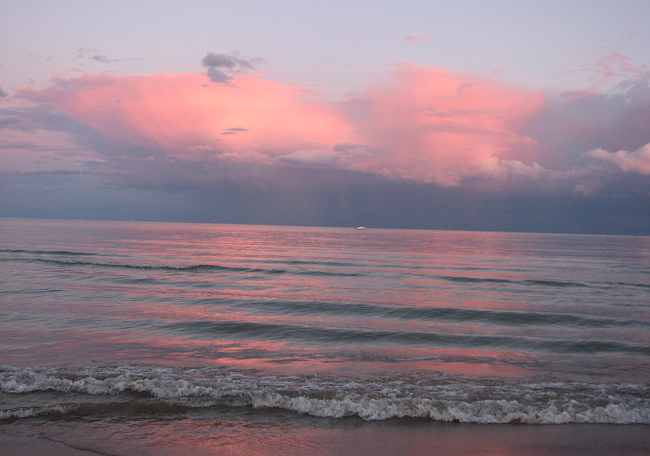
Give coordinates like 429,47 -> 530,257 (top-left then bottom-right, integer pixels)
0,288 -> 63,295
3,252 -> 647,289
432,275 -> 650,290
163,319 -> 650,355
0,257 -> 363,277
259,259 -> 360,267
194,298 -> 650,329
608,281 -> 650,290
0,248 -> 97,256
2,366 -> 649,424
0,399 -> 196,421
435,275 -> 591,288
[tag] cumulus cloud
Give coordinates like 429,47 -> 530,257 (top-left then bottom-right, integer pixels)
13,58 -> 650,200
6,60 -> 650,233
520,68 -> 650,176
21,72 -> 357,168
19,66 -> 549,186
345,65 -> 544,185
589,144 -> 650,175
201,52 -> 257,83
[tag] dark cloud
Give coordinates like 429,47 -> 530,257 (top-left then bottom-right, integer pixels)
221,127 -> 248,135
524,72 -> 650,169
201,52 -> 257,83
3,159 -> 649,234
76,47 -> 138,64
91,54 -> 116,64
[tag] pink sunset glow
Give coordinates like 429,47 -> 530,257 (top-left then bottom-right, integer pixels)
3,5 -> 650,455
25,73 -> 358,163
22,66 -> 546,186
348,65 -> 545,185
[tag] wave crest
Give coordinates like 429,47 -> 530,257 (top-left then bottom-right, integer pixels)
0,257 -> 362,277
2,366 -> 649,424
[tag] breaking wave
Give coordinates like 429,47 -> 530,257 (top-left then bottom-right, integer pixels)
2,366 -> 649,424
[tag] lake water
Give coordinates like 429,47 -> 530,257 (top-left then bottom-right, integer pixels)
1,218 -> 649,454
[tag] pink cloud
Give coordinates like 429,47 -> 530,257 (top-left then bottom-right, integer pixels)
589,143 -> 650,175
347,65 -> 545,185
24,73 -> 358,163
20,67 -> 546,186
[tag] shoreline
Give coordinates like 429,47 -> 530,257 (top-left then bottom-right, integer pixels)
3,418 -> 650,456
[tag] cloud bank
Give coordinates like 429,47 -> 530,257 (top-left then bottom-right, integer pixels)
18,65 -> 549,187
2,54 -> 649,233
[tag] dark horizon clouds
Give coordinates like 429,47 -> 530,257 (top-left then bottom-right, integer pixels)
1,52 -> 649,234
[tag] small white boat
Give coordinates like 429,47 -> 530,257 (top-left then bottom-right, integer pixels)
355,226 -> 367,230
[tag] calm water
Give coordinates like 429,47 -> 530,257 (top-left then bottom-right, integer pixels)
1,218 -> 650,450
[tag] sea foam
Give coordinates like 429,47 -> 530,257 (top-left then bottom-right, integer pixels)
2,365 -> 649,424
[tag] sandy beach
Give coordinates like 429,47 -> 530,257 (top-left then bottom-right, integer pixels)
3,417 -> 650,456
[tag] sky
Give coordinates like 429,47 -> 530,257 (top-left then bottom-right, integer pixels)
1,0 -> 650,233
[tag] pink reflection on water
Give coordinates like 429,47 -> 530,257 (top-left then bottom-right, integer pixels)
0,322 -> 534,379
4,219 -> 649,385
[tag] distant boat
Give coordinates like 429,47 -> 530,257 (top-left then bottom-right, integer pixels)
355,226 -> 367,230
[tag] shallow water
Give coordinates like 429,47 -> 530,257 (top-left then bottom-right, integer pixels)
1,218 -> 649,452
3,414 -> 650,456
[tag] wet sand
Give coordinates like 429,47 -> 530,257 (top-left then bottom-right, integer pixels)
3,416 -> 650,456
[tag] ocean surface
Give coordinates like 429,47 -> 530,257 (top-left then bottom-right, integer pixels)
1,218 -> 649,454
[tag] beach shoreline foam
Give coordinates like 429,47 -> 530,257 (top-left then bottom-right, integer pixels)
2,365 -> 649,424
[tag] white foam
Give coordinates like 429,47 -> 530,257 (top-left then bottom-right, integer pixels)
2,365 -> 649,424
0,405 -> 70,420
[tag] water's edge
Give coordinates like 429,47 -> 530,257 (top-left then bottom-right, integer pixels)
2,366 -> 649,424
